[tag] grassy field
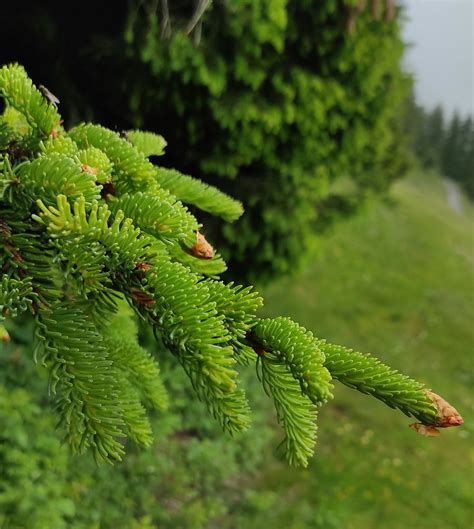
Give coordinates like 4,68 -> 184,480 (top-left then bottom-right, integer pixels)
246,173 -> 473,529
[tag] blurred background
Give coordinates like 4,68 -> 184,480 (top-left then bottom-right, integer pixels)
0,1 -> 472,528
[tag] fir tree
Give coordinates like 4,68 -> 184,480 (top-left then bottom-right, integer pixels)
0,0 -> 412,283
0,64 -> 463,468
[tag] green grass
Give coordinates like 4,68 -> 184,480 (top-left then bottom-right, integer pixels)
249,173 -> 473,529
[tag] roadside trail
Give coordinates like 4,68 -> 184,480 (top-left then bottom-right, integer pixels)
443,179 -> 463,214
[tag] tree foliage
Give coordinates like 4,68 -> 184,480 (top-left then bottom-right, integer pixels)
0,0 -> 411,283
0,65 -> 462,474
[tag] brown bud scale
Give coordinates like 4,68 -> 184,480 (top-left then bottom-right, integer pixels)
410,390 -> 463,437
81,164 -> 98,176
189,231 -> 214,260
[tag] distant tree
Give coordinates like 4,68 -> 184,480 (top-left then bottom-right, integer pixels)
461,117 -> 474,197
442,113 -> 461,177
456,117 -> 474,192
424,106 -> 445,167
440,113 -> 474,198
403,91 -> 427,163
412,105 -> 445,168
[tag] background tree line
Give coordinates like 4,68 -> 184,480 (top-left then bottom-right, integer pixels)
406,97 -> 474,198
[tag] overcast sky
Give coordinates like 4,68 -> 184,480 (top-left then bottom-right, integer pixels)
402,0 -> 473,117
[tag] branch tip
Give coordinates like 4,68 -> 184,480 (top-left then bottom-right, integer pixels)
410,391 -> 463,436
427,390 -> 464,427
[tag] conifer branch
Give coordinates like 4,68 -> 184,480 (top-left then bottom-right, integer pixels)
0,64 -> 61,136
154,167 -> 244,221
319,340 -> 439,424
126,129 -> 167,158
0,64 -> 463,466
258,353 -> 318,467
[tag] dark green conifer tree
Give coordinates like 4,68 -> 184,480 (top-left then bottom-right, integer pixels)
0,0 -> 412,283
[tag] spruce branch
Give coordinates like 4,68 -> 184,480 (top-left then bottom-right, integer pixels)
35,303 -> 127,462
17,152 -> 101,206
258,353 -> 318,467
0,64 -> 61,136
102,301 -> 169,411
0,63 -> 463,466
154,167 -> 244,221
319,340 -> 439,424
0,276 -> 36,320
126,129 -> 167,158
110,191 -> 199,246
254,317 -> 334,406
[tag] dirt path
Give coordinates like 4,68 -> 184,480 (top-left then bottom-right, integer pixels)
443,179 -> 463,214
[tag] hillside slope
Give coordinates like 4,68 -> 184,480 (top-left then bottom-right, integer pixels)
253,172 -> 473,529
